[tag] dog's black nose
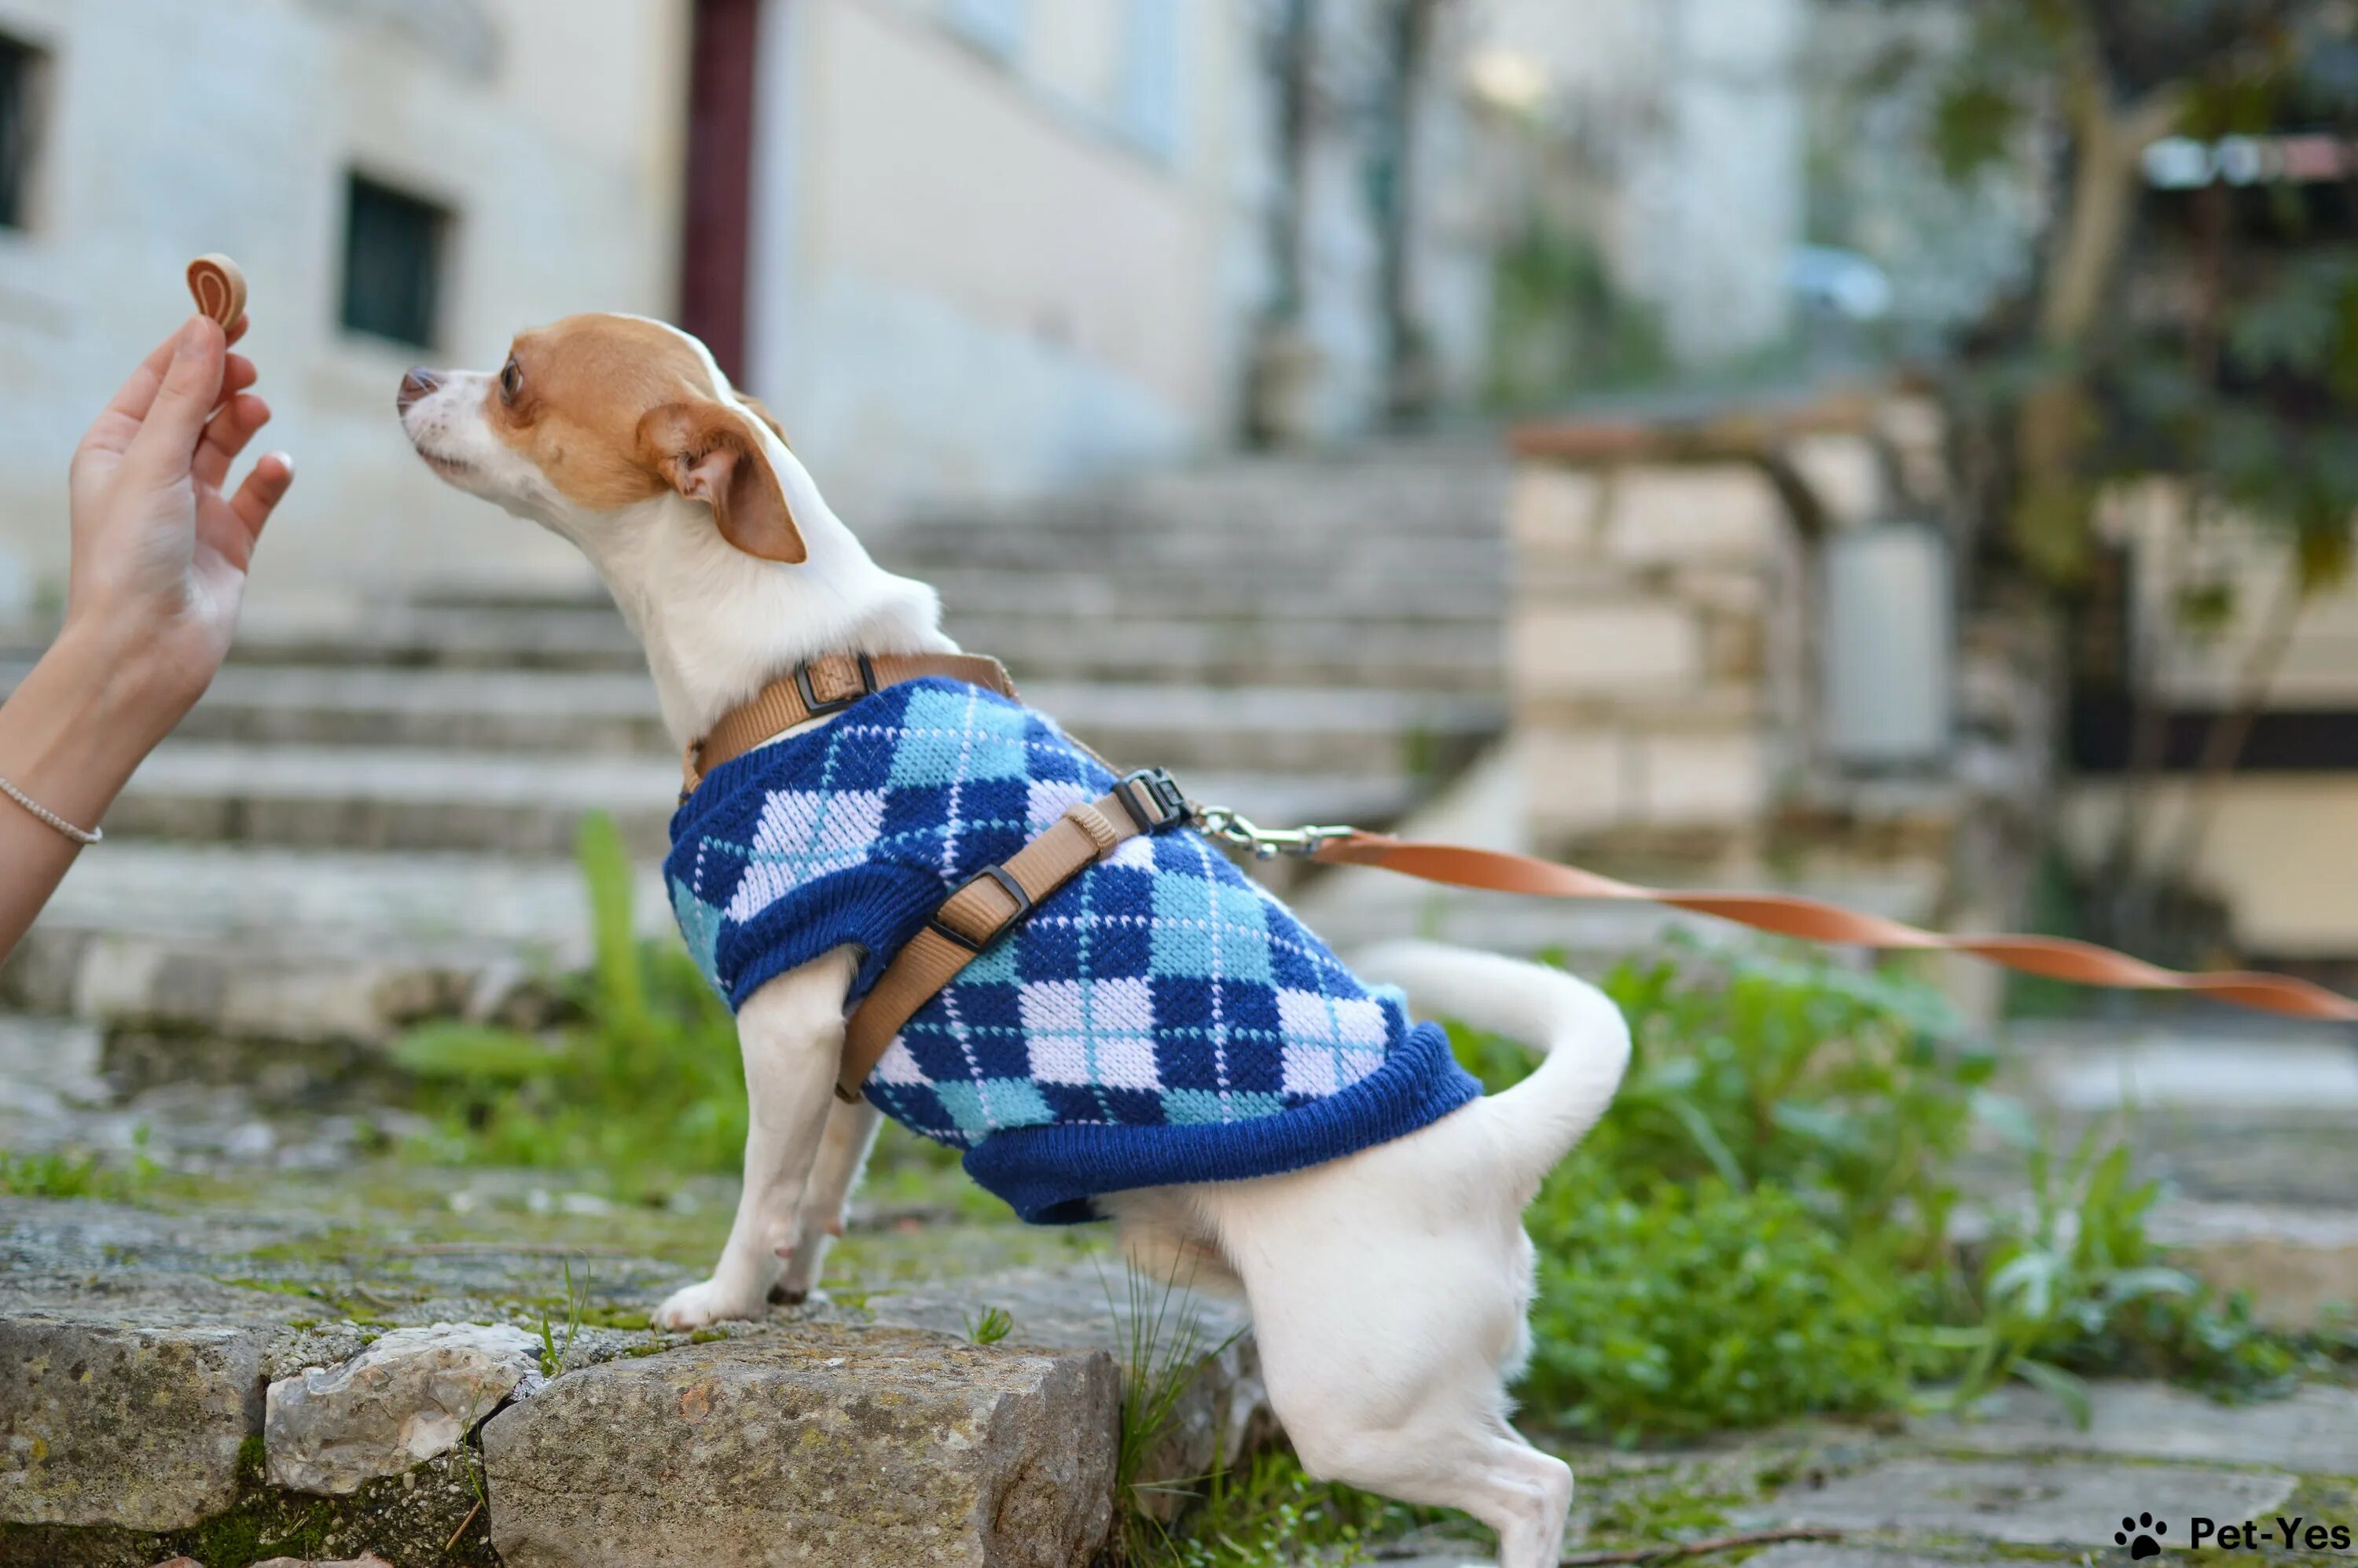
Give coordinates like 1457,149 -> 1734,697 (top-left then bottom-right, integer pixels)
397,367 -> 442,415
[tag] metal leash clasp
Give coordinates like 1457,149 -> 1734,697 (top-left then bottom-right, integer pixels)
1189,802 -> 1359,861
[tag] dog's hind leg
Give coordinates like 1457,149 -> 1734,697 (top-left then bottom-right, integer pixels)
656,947 -> 857,1330
1298,1412 -> 1570,1568
1194,1110 -> 1573,1567
772,1095 -> 883,1304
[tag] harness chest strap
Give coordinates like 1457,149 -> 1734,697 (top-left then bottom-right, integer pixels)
835,769 -> 1191,1102
684,650 -> 1021,792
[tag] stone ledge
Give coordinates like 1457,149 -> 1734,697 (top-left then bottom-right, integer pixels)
0,1199 -> 1265,1566
1,1316 -> 263,1531
483,1325 -> 1118,1568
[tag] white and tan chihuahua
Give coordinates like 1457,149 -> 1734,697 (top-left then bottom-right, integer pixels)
399,314 -> 1630,1567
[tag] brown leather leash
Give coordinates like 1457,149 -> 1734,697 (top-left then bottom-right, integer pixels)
1302,832 -> 2358,1022
688,656 -> 2358,1107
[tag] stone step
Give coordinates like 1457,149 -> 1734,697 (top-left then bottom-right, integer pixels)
2,661 -> 674,755
880,523 -> 1508,575
4,843 -> 665,1044
946,609 -> 1503,690
105,743 -> 683,856
239,601 -> 648,672
885,453 -> 1511,537
226,591 -> 1507,685
85,674 -> 1483,848
909,564 -> 1506,622
100,748 -> 1419,856
0,1013 -> 109,1108
8,661 -> 1499,775
1027,679 -> 1503,778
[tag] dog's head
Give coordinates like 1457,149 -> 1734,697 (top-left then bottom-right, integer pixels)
397,313 -> 804,564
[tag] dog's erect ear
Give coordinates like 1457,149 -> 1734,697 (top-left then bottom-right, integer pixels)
638,402 -> 806,564
734,394 -> 790,446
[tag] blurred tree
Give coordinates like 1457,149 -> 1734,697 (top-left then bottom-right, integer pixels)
1245,0 -> 1460,443
1375,0 -> 1445,425
1245,0 -> 1321,447
1866,0 -> 2358,952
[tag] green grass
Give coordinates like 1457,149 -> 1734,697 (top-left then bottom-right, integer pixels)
1143,1452 -> 1427,1568
1456,942 -> 2312,1444
388,816 -> 748,1190
0,1144 -> 159,1202
387,814 -> 1021,1225
534,1257 -> 591,1378
966,1305 -> 1014,1346
1110,1259 -> 1235,1563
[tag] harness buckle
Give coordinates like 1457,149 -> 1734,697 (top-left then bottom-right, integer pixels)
928,864 -> 1033,953
1115,768 -> 1190,834
793,654 -> 879,718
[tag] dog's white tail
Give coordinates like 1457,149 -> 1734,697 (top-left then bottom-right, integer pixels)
1356,941 -> 1632,1189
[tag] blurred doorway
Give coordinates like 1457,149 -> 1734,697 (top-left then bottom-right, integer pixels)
681,0 -> 764,382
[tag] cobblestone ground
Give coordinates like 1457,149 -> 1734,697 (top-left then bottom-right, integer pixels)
6,1009 -> 2358,1563
1379,1379 -> 2358,1564
13,1150 -> 2358,1567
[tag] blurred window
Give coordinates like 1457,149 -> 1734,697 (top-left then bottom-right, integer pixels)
1119,0 -> 1181,159
945,0 -> 1025,62
341,174 -> 450,351
0,33 -> 47,231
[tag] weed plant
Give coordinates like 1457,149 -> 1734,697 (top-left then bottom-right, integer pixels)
0,1129 -> 160,1201
1458,943 -> 2306,1444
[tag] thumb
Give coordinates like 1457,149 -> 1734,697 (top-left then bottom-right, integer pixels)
125,317 -> 226,479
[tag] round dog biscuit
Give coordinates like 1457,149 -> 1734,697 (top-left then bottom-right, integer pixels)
186,255 -> 247,330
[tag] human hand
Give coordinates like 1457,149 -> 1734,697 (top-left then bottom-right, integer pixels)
63,313 -> 295,738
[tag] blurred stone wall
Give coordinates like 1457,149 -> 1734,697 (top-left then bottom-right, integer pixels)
1503,395 -> 2058,1001
1509,461 -> 1808,858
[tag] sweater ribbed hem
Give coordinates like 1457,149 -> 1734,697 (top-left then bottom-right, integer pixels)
955,1022 -> 1482,1225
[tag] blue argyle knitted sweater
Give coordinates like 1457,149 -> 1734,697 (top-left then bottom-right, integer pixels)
664,678 -> 1480,1224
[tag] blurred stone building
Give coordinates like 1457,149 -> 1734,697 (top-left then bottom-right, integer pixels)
0,0 -> 1503,610
1466,0 -> 1809,369
0,0 -> 687,608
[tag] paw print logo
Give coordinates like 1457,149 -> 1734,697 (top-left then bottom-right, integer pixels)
2116,1512 -> 2166,1559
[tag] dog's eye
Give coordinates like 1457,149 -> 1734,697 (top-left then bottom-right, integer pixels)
499,359 -> 523,402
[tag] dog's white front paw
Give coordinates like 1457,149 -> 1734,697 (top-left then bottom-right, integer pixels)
654,1277 -> 763,1331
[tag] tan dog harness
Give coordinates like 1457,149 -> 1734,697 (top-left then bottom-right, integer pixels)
683,652 -> 1196,1100
686,654 -> 2358,1107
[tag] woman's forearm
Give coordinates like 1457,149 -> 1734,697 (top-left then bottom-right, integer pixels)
0,624 -> 196,954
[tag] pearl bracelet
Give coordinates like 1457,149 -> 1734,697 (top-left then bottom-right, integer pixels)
0,773 -> 102,846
